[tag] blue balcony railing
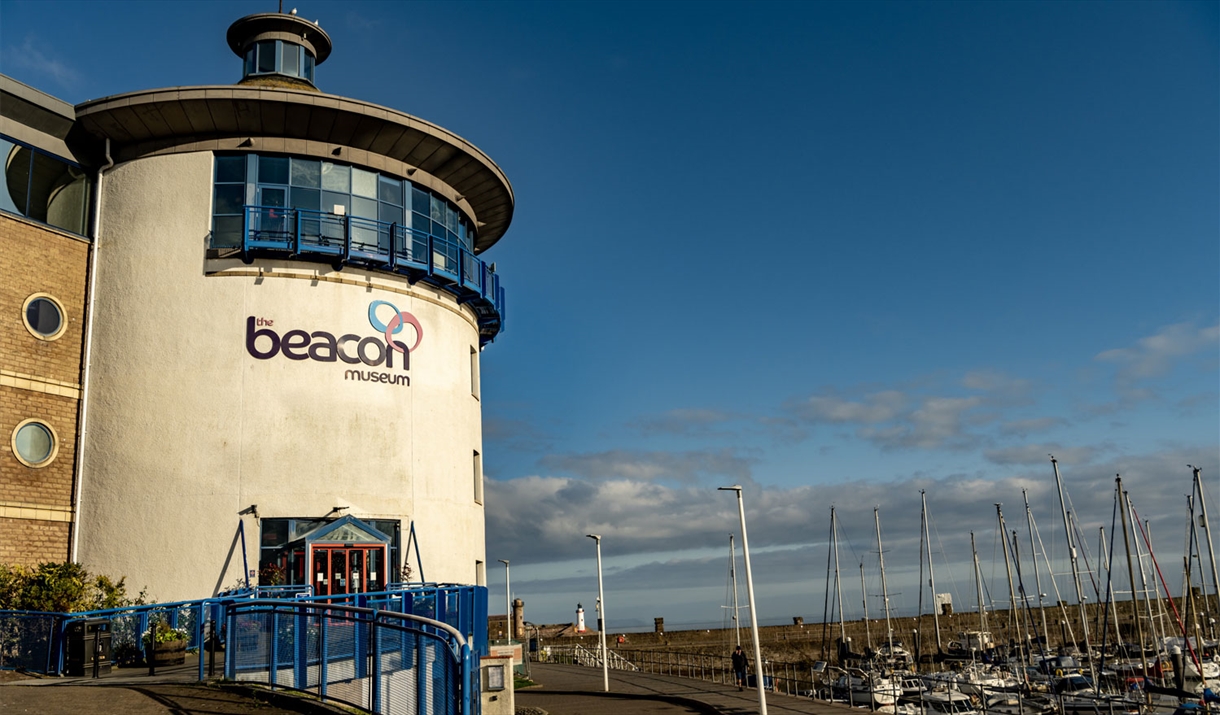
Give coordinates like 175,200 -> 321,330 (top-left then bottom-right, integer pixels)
232,206 -> 505,345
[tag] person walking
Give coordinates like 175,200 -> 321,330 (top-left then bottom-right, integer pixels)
731,644 -> 748,691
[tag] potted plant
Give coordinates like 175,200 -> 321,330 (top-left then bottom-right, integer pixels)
143,620 -> 188,666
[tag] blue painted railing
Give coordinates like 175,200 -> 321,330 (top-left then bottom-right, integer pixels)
235,206 -> 505,345
0,584 -> 487,715
226,599 -> 473,715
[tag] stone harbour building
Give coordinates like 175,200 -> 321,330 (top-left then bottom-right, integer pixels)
0,10 -> 512,602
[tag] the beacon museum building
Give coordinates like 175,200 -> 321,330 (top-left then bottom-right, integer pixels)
0,12 -> 511,603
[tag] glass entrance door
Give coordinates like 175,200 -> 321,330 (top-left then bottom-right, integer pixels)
311,545 -> 386,597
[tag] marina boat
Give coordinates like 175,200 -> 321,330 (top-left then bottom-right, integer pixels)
831,668 -> 903,708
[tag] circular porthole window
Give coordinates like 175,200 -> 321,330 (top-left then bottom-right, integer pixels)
11,419 -> 58,468
22,294 -> 66,341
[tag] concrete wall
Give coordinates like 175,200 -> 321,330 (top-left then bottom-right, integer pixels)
0,213 -> 88,565
78,151 -> 485,599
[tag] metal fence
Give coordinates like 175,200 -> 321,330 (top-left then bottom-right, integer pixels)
0,584 -> 487,715
225,599 -> 473,715
541,645 -> 820,697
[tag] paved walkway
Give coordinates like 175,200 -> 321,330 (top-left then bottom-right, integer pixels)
0,655 -> 347,715
521,663 -> 858,715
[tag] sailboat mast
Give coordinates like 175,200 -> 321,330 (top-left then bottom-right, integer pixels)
730,534 -> 741,648
875,508 -> 894,655
996,504 -> 1020,644
1191,467 -> 1220,623
971,531 -> 986,633
834,508 -> 846,644
1116,477 -> 1151,687
1023,489 -> 1050,655
1050,456 -> 1095,663
861,561 -> 872,650
922,490 -> 943,652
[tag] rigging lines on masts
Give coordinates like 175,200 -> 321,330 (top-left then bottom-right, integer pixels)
874,507 -> 896,657
920,490 -> 943,653
1116,476 -> 1151,696
995,504 -> 1021,647
971,531 -> 988,634
822,506 -> 847,662
723,533 -> 744,648
1050,455 -> 1097,681
1023,489 -> 1051,657
1190,466 -> 1220,620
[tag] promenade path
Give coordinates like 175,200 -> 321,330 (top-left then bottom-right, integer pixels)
0,655 -> 347,715
520,662 -> 858,715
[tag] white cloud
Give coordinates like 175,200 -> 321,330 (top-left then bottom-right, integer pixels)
1096,321 -> 1219,389
4,35 -> 81,88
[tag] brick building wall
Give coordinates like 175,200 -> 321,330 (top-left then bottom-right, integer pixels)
0,213 -> 89,566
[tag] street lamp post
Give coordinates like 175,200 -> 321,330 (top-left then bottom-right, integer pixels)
586,533 -> 609,692
498,559 -> 511,641
719,485 -> 767,715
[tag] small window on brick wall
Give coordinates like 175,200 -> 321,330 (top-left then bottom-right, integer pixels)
22,294 -> 66,341
11,419 -> 58,468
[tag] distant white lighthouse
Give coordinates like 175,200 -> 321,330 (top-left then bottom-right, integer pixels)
576,603 -> 586,632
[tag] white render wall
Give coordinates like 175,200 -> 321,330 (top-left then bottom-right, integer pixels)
78,151 -> 486,601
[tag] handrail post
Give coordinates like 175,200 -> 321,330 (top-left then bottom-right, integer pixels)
462,641 -> 473,715
369,611 -> 380,712
342,215 -> 351,263
293,209 -> 301,256
269,609 -> 278,689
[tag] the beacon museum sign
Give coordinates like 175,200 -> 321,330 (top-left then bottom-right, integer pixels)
244,300 -> 422,387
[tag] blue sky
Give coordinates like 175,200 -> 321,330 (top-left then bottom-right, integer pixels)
3,1 -> 1216,631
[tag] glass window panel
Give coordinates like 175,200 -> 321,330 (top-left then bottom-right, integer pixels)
445,204 -> 458,233
26,298 -> 62,336
0,139 -> 28,216
322,191 -> 349,215
258,155 -> 289,185
430,195 -> 444,222
290,158 -> 320,187
411,186 -> 430,215
214,184 -> 244,215
256,40 -> 276,73
212,215 -> 243,247
14,423 -> 52,464
303,53 -> 314,82
245,48 -> 255,76
379,176 -> 402,205
352,168 -> 377,198
282,43 -> 299,76
351,195 -> 378,219
258,186 -> 286,208
261,519 -> 290,548
321,162 -> 349,192
216,155 -> 245,183
433,220 -> 446,237
379,204 -> 403,225
290,187 -> 320,211
411,212 -> 428,233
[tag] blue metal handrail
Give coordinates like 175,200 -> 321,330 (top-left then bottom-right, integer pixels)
235,206 -> 505,345
226,599 -> 474,715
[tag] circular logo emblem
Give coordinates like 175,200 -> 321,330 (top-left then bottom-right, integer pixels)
368,300 -> 423,354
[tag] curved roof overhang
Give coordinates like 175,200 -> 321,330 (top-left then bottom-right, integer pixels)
73,86 -> 514,251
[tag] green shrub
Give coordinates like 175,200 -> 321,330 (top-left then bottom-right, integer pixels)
0,562 -> 148,613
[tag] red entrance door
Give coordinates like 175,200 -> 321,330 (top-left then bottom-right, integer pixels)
311,545 -> 386,596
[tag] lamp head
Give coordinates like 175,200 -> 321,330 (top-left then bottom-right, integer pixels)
717,485 -> 742,492
498,559 -> 509,566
